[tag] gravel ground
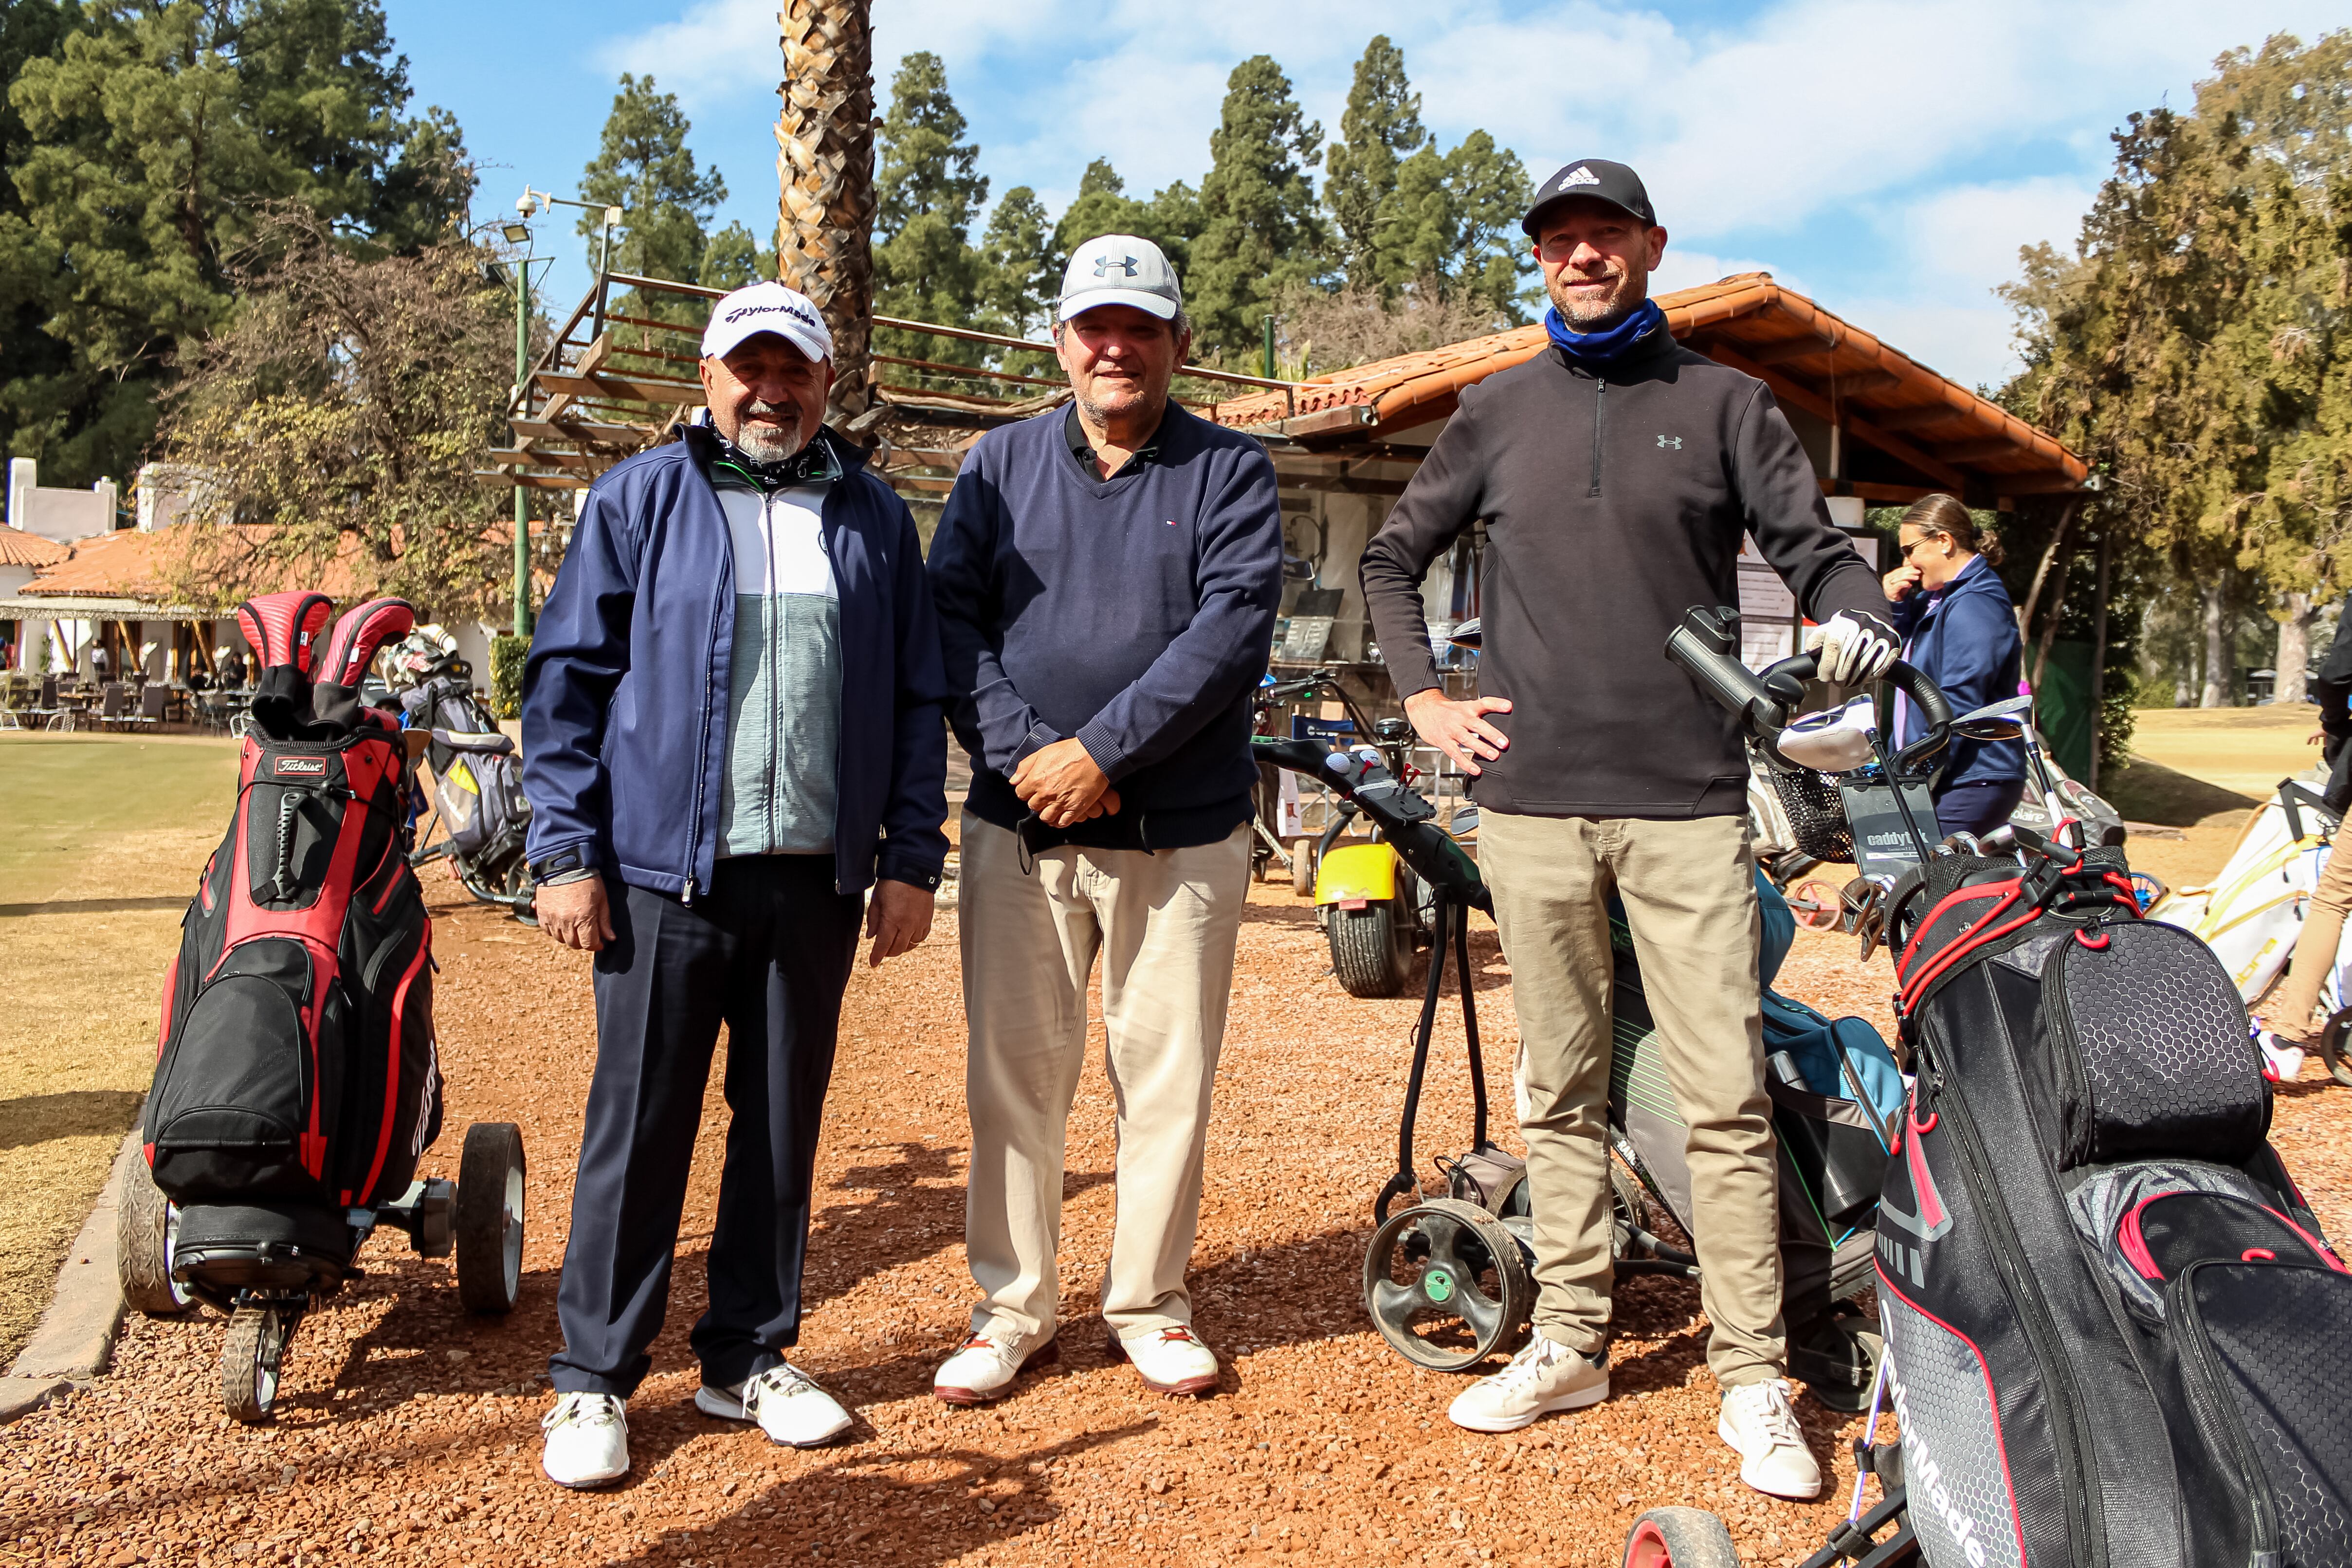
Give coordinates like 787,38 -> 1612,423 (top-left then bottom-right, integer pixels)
8,874 -> 2347,1568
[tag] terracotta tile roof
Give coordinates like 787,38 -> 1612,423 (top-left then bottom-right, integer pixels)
1211,272 -> 2087,492
0,525 -> 71,568
19,526 -> 368,604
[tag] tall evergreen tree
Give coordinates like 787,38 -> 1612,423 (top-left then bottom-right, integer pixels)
1386,129 -> 1533,320
579,73 -> 726,327
1187,55 -> 1327,360
871,51 -> 989,367
979,186 -> 1054,339
1323,36 -> 1423,294
699,220 -> 777,291
1047,159 -> 1204,285
2,0 -> 466,489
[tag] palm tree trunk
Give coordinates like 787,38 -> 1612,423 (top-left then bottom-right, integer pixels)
775,0 -> 876,429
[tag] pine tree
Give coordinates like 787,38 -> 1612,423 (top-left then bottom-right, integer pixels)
699,220 -> 778,291
2,0 -> 466,488
580,73 -> 727,326
871,51 -> 989,368
1187,55 -> 1327,360
1323,36 -> 1423,294
1386,130 -> 1532,320
1046,160 -> 1206,315
979,186 -> 1054,339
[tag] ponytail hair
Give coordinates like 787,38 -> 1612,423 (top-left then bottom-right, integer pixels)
1899,492 -> 2003,567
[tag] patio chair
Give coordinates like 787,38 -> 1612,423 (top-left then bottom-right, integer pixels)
33,675 -> 64,730
137,682 -> 168,729
98,680 -> 131,731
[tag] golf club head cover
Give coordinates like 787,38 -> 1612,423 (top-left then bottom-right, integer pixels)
310,597 -> 417,735
236,592 -> 335,676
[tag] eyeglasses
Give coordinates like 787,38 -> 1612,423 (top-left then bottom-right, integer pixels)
1897,536 -> 1938,561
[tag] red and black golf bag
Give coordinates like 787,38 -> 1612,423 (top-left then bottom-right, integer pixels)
145,592 -> 443,1295
1874,845 -> 2352,1568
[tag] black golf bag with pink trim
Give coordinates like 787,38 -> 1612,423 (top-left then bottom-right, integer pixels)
1873,847 -> 2352,1568
146,593 -> 443,1298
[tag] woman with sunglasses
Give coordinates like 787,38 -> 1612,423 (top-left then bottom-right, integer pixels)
1882,493 -> 2028,840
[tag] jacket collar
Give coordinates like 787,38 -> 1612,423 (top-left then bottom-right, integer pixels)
680,420 -> 869,477
1550,313 -> 1680,379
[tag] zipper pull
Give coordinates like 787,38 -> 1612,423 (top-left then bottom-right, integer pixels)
682,877 -> 695,905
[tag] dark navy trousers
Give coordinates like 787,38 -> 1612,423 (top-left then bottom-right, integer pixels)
549,855 -> 861,1396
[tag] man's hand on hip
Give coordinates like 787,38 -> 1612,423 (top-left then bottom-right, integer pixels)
1404,688 -> 1513,776
1010,737 -> 1122,828
866,878 -> 935,967
537,876 -> 613,952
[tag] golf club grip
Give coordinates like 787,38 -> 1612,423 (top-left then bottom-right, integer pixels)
1884,660 -> 1953,729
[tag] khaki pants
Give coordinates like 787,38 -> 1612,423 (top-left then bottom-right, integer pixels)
2270,839 -> 2352,1042
958,812 -> 1250,1340
1481,809 -> 1785,1387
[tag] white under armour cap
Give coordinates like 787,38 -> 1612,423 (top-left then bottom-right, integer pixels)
701,281 -> 833,363
1057,234 -> 1182,323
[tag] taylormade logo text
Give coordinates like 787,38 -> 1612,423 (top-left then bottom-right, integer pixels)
1888,1357 -> 1999,1568
725,300 -> 820,330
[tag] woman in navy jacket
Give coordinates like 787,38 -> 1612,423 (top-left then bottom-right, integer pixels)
1882,494 -> 2028,839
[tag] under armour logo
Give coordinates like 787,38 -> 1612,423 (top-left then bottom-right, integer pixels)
1558,166 -> 1601,191
1658,434 -> 1682,450
1094,255 -> 1140,277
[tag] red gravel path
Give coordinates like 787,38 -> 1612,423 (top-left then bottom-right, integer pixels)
7,883 -> 2347,1568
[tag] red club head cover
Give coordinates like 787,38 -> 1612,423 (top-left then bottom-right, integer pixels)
235,592 -> 335,675
319,598 -> 417,691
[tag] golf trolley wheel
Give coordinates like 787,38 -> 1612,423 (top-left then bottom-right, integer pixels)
1291,839 -> 1316,898
1789,1309 -> 1884,1415
1789,878 -> 1841,931
1609,1162 -> 1653,1260
1622,1506 -> 1742,1567
116,1156 -> 191,1318
221,1305 -> 290,1424
1331,895 -> 1415,998
2319,1007 -> 2352,1090
455,1122 -> 526,1313
1363,1198 -> 1534,1371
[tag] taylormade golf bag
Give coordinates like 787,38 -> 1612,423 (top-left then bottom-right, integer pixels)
146,592 -> 442,1292
1876,846 -> 2352,1568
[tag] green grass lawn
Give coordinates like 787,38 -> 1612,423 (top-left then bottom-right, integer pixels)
0,733 -> 239,1364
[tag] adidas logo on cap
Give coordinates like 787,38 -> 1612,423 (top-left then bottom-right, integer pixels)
1558,166 -> 1601,190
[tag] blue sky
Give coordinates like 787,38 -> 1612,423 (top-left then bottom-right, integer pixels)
383,0 -> 2344,389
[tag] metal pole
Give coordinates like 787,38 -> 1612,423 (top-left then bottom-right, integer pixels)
513,259 -> 533,638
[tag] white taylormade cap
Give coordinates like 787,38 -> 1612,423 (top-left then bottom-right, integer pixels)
701,281 -> 833,363
1057,234 -> 1182,323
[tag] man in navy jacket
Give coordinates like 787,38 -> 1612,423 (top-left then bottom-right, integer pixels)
521,282 -> 948,1488
926,236 -> 1282,1407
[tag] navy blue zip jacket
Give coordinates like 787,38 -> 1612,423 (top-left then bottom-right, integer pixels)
521,423 -> 949,900
928,403 -> 1282,850
1889,553 -> 2026,787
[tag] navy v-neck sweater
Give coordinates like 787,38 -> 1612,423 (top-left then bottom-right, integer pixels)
927,402 -> 1283,850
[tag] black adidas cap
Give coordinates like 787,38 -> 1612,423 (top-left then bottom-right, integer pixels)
1522,159 -> 1657,237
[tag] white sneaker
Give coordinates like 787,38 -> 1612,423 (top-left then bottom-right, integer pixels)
2256,1030 -> 2307,1084
1109,1325 -> 1221,1396
1719,1378 -> 1823,1499
696,1363 -> 854,1448
1446,1335 -> 1609,1433
541,1393 -> 629,1489
933,1327 -> 1058,1406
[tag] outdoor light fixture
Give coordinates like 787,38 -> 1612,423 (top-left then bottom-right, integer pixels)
500,220 -> 531,244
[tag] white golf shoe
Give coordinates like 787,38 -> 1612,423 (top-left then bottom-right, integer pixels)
696,1362 -> 854,1448
541,1392 -> 629,1489
1719,1378 -> 1824,1499
1109,1325 -> 1222,1396
933,1326 -> 1059,1405
1446,1335 -> 1609,1433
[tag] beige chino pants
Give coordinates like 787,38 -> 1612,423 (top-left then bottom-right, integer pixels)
958,812 -> 1251,1342
1480,808 -> 1786,1387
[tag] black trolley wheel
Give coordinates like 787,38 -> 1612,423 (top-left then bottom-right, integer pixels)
1622,1506 -> 1743,1567
2319,1006 -> 2352,1089
116,1157 -> 191,1318
455,1122 -> 526,1313
1789,1308 -> 1885,1415
222,1304 -> 290,1424
1363,1197 -> 1534,1371
1330,895 -> 1414,997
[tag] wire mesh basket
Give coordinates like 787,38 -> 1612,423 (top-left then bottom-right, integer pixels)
1763,758 -> 1854,864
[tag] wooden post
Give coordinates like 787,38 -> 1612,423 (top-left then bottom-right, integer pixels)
2086,531 -> 2113,789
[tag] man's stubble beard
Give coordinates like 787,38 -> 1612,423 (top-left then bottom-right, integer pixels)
1548,264 -> 1649,333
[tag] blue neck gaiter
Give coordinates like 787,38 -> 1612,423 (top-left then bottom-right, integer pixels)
1545,298 -> 1668,370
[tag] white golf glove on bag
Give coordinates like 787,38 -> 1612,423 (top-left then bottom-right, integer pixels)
1805,610 -> 1900,685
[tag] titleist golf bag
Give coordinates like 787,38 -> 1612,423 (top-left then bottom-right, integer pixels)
1876,845 -> 2352,1568
145,592 -> 443,1297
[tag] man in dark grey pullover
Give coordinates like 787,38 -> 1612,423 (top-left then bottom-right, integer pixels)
1358,160 -> 1897,1496
927,235 -> 1282,1406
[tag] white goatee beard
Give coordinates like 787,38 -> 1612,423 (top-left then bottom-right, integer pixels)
732,408 -> 806,463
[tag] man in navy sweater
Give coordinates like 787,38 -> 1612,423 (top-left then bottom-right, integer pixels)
927,235 -> 1283,1405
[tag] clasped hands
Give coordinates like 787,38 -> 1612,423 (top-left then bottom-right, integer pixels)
1012,737 -> 1122,829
